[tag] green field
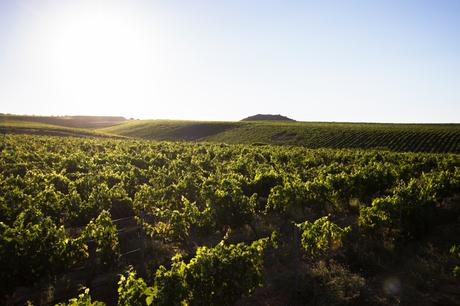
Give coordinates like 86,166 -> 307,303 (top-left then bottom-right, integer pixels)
0,114 -> 126,128
0,115 -> 126,139
1,134 -> 459,305
2,115 -> 460,153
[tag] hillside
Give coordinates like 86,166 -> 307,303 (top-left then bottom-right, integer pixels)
100,120 -> 460,153
0,115 -> 126,138
99,120 -> 238,141
241,114 -> 295,121
2,115 -> 460,153
0,114 -> 126,129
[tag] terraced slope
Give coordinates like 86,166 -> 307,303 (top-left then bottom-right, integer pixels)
2,115 -> 459,152
0,117 -> 124,138
0,114 -> 126,129
208,122 -> 460,153
100,120 -> 240,140
101,120 -> 460,153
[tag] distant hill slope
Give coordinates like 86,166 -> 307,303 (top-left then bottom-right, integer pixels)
0,115 -> 126,138
0,114 -> 126,129
100,120 -> 239,141
2,114 -> 459,153
241,114 -> 295,121
100,120 -> 460,153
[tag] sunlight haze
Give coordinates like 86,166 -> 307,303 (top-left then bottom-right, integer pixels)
0,0 -> 459,122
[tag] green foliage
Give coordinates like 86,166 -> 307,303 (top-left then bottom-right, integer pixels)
0,134 -> 459,303
358,172 -> 460,242
0,209 -> 87,295
57,288 -> 105,306
115,236 -> 275,306
359,196 -> 396,231
184,239 -> 268,305
142,209 -> 190,244
116,260 -> 188,306
267,179 -> 307,215
247,170 -> 283,198
83,210 -> 120,268
181,196 -> 214,234
145,236 -> 276,306
267,178 -> 330,217
296,216 -> 351,257
147,255 -> 188,306
450,245 -> 460,277
117,268 -> 148,306
206,177 -> 255,230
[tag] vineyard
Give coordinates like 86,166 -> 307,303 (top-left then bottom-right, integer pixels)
101,120 -> 460,153
1,134 -> 460,305
2,115 -> 460,153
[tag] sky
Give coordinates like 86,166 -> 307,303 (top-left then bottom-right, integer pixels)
0,0 -> 459,123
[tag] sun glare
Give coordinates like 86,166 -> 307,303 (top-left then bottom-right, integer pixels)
31,4 -> 161,115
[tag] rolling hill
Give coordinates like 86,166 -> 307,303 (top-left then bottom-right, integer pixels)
0,114 -> 126,128
241,114 -> 295,122
1,114 -> 460,153
100,120 -> 460,153
0,115 -> 126,138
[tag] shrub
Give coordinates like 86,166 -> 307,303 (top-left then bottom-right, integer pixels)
296,216 -> 351,257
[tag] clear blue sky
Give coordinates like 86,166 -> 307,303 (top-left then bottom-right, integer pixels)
0,0 -> 459,122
